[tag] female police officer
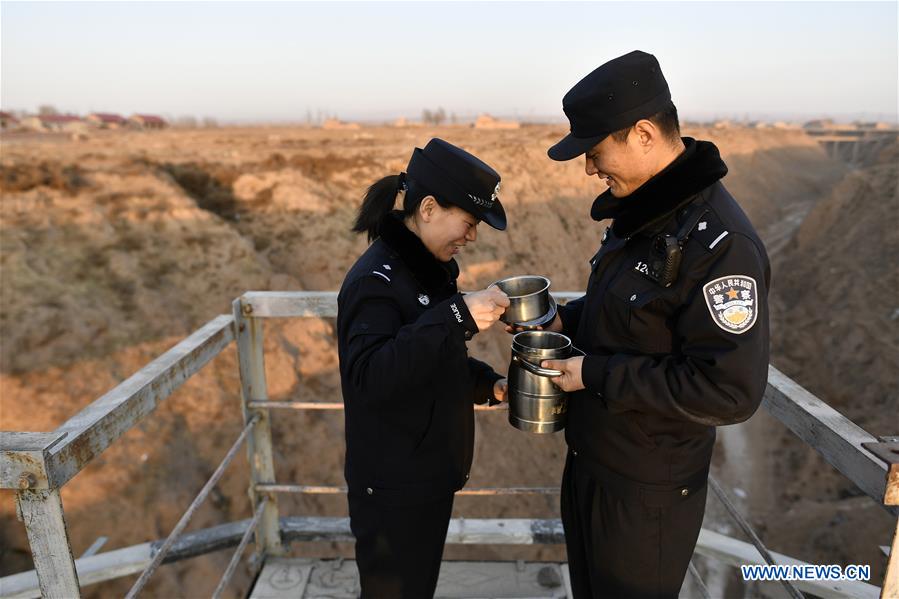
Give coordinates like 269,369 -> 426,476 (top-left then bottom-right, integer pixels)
337,138 -> 510,598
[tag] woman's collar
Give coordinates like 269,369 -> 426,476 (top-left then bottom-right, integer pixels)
377,211 -> 459,293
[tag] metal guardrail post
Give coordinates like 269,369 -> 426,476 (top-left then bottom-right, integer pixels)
233,298 -> 284,559
2,431 -> 81,598
15,489 -> 81,598
884,517 -> 899,599
862,437 -> 899,598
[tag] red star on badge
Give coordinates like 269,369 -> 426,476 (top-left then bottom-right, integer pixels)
726,288 -> 739,300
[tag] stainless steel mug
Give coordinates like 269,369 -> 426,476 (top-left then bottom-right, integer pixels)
493,275 -> 552,325
507,330 -> 579,433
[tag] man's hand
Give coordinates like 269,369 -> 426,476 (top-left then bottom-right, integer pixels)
541,355 -> 585,392
493,378 -> 508,403
463,286 -> 510,331
503,311 -> 564,334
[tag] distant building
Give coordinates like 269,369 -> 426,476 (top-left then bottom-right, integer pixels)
856,121 -> 894,130
473,114 -> 520,130
129,114 -> 167,130
803,119 -> 835,130
321,118 -> 361,130
34,114 -> 85,132
393,116 -> 424,128
20,116 -> 44,131
87,112 -> 127,129
0,111 -> 19,129
393,117 -> 424,128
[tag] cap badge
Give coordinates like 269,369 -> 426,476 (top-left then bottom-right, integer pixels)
703,275 -> 759,334
491,182 -> 500,202
418,294 -> 430,306
468,193 -> 495,209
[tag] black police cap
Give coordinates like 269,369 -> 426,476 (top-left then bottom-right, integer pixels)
406,138 -> 507,230
548,50 -> 671,161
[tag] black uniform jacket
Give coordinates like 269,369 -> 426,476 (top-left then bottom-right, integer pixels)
337,212 -> 502,505
558,138 -> 771,488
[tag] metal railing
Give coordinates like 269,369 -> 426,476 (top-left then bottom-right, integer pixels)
706,476 -> 802,599
124,414 -> 261,598
1,291 -> 896,599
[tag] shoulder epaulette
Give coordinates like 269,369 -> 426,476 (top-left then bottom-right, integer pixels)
689,209 -> 730,252
367,258 -> 396,285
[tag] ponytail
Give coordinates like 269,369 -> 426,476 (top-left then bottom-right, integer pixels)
352,172 -> 451,242
352,174 -> 403,242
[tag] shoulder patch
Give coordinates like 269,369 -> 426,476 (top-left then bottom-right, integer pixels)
702,275 -> 759,334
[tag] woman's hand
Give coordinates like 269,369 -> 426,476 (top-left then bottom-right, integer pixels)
463,287 -> 510,331
493,378 -> 508,403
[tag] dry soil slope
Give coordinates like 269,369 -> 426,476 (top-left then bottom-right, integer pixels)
773,141 -> 898,431
0,126 -> 853,596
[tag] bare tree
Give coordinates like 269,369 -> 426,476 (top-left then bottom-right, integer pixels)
174,116 -> 198,128
422,107 -> 447,126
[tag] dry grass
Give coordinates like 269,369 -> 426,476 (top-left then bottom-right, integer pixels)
0,161 -> 90,194
0,125 -> 893,595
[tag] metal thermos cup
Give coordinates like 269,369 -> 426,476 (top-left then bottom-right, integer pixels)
507,331 -> 578,434
493,275 -> 551,325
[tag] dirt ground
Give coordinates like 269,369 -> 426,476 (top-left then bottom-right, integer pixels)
0,125 -> 895,597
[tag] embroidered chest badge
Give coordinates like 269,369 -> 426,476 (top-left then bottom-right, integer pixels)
418,294 -> 430,306
703,275 -> 759,334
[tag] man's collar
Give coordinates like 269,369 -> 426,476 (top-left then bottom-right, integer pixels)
377,211 -> 459,293
590,138 -> 728,238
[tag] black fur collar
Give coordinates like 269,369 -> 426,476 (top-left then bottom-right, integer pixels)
591,138 -> 728,238
377,211 -> 459,294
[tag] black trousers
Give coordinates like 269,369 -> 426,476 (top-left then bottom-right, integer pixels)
561,452 -> 707,599
348,491 -> 454,599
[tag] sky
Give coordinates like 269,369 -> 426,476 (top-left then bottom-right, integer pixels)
1,1 -> 897,124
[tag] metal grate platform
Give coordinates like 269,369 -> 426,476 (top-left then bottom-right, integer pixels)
249,558 -> 572,598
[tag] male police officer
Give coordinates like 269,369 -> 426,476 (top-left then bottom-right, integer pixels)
540,51 -> 770,597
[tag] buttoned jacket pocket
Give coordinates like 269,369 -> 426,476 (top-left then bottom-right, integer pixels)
604,272 -> 672,353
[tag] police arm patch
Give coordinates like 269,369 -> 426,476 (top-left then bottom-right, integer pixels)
702,275 -> 759,334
